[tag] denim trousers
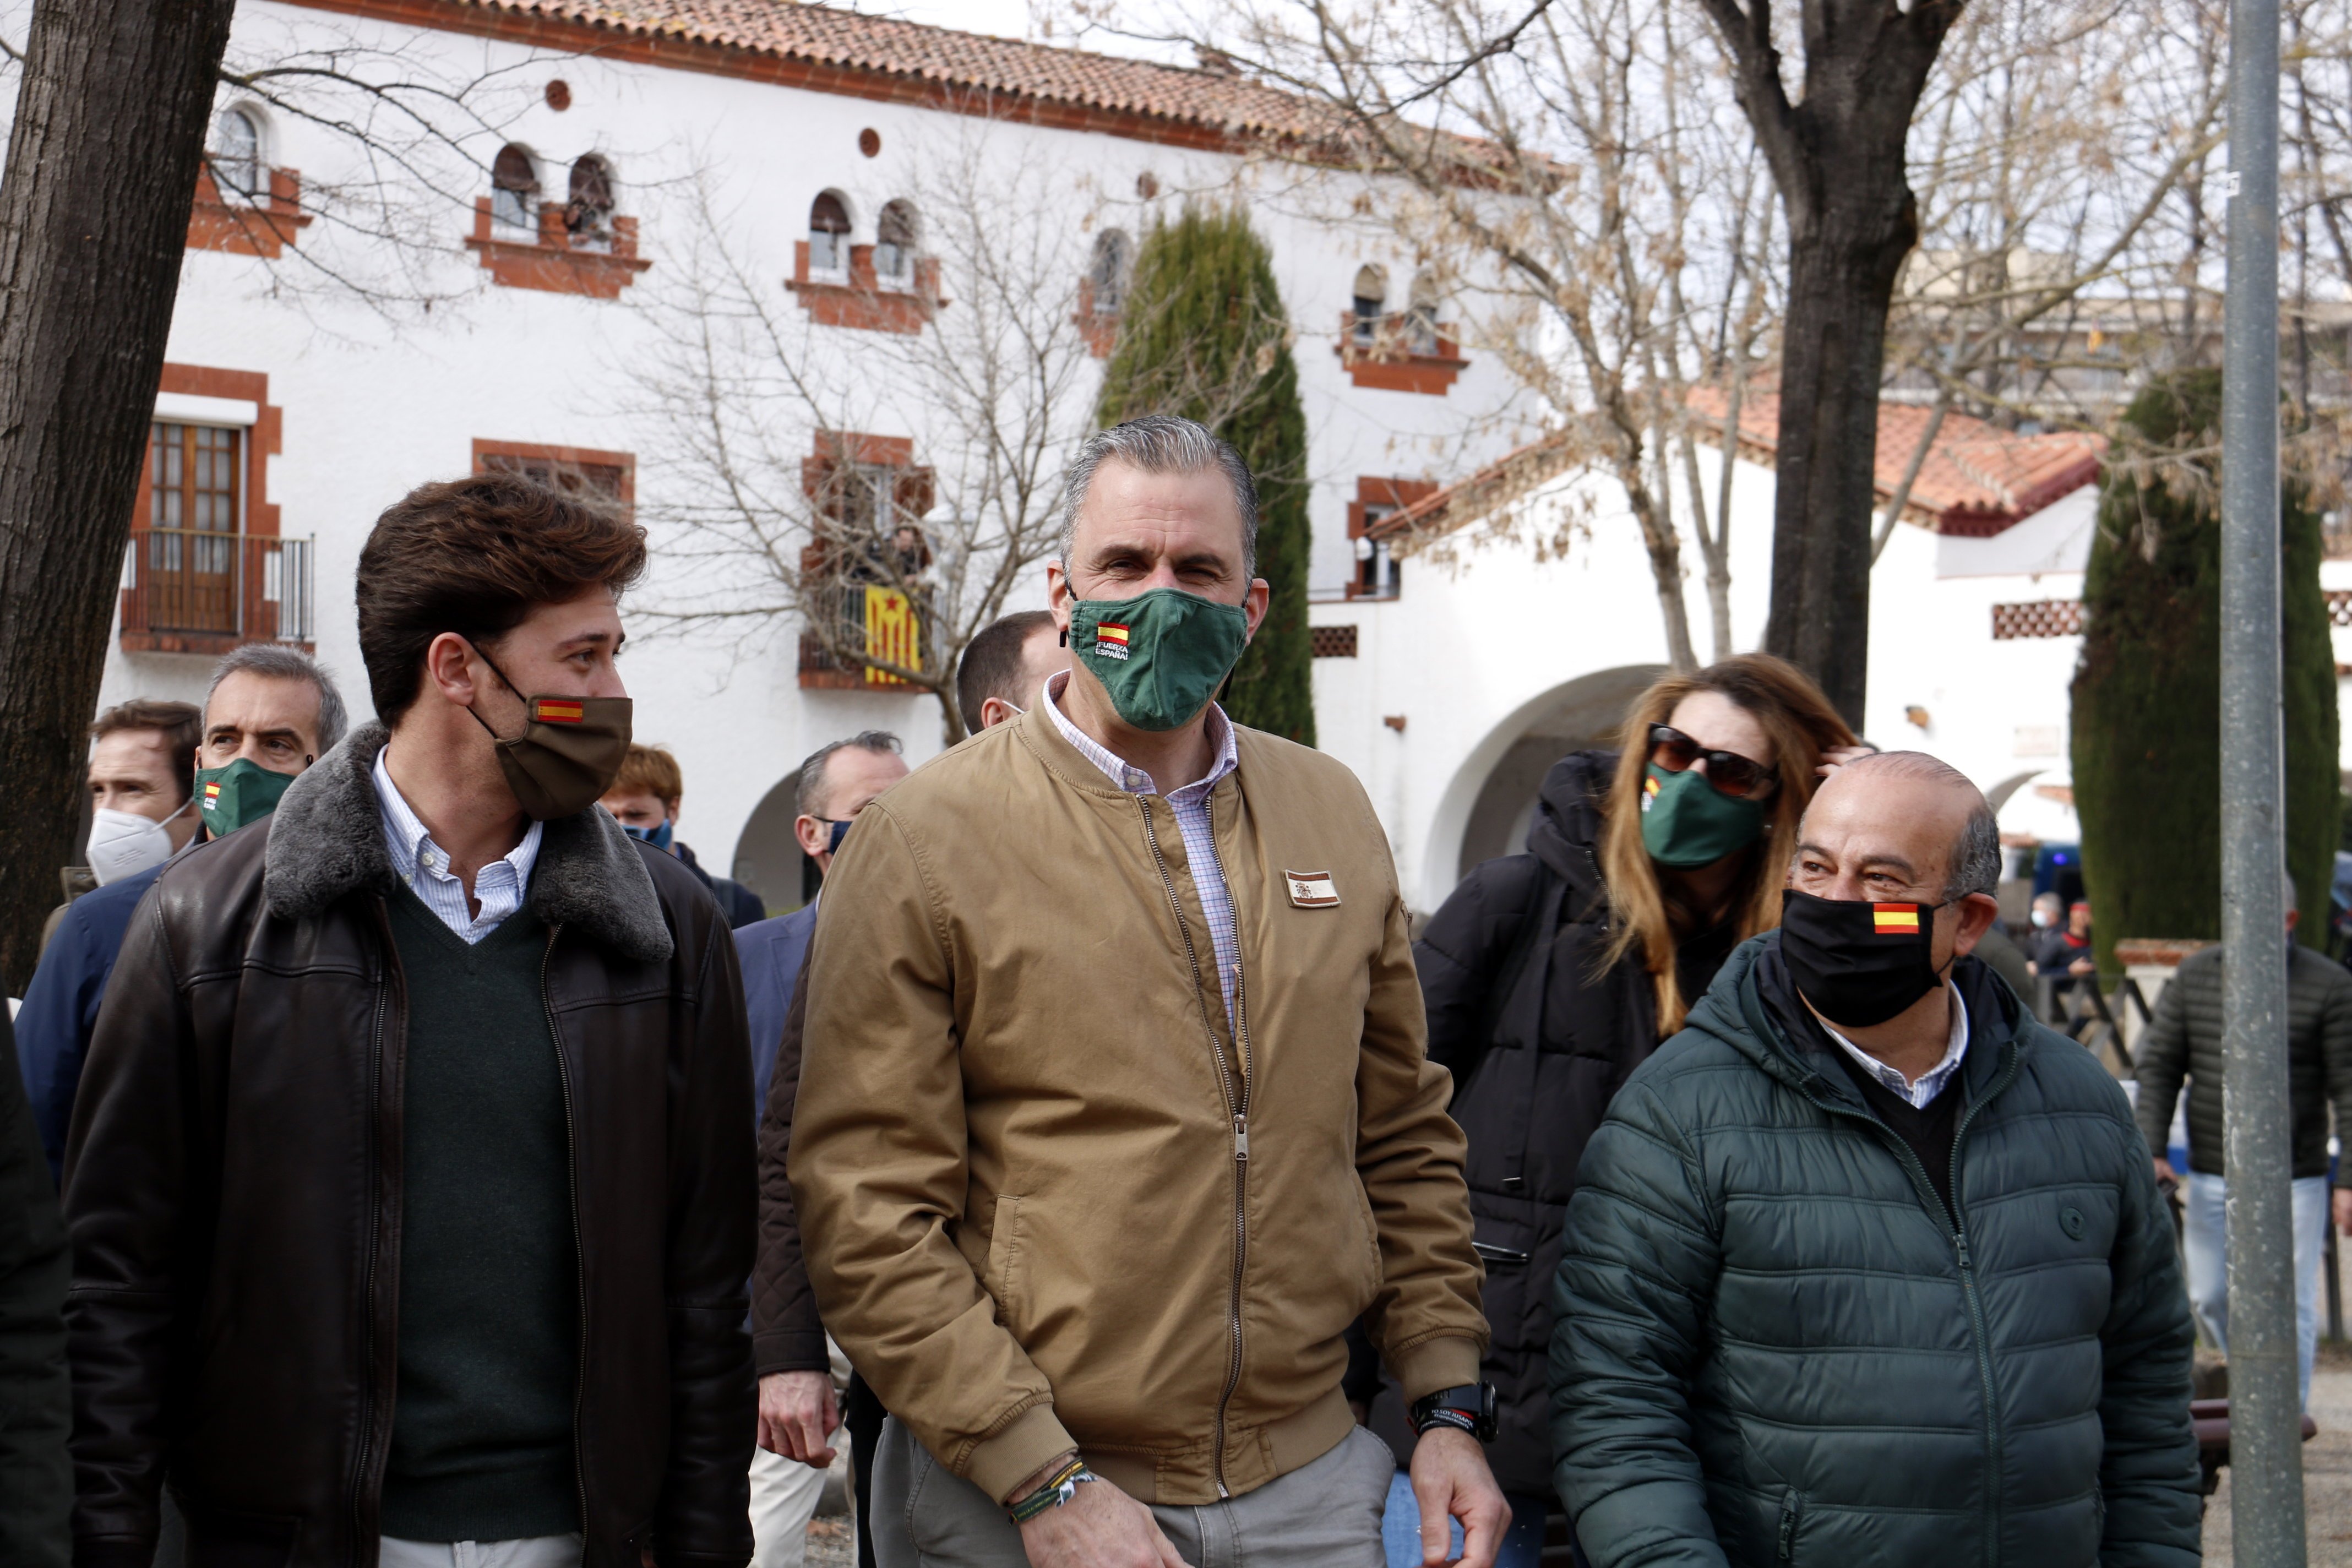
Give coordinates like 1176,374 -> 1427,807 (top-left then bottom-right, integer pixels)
1379,1469 -> 1555,1568
2181,1170 -> 2328,1409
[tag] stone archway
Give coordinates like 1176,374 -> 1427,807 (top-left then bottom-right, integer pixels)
731,769 -> 813,915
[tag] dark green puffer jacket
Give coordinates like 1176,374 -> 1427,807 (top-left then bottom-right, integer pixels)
1552,937 -> 2199,1568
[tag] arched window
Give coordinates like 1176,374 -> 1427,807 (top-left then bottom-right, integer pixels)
810,192 -> 851,276
491,144 -> 538,231
566,154 -> 615,245
1088,229 -> 1131,317
213,107 -> 261,198
875,200 -> 919,286
1352,264 -> 1387,344
1405,270 -> 1440,355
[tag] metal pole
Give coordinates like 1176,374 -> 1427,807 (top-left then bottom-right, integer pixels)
2221,0 -> 2300,1560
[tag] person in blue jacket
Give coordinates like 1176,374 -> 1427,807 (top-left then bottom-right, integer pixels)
16,645 -> 344,1179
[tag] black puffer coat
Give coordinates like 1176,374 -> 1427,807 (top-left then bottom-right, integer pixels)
1405,750 -> 1734,1498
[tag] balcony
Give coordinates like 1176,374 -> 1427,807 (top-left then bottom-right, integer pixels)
120,528 -> 315,655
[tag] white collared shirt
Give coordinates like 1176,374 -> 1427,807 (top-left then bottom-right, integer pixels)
373,747 -> 543,944
1821,984 -> 1970,1109
1042,669 -> 1243,1023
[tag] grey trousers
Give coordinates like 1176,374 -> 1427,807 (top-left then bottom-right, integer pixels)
870,1418 -> 1391,1568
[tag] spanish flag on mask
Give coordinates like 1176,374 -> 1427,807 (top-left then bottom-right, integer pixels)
1872,903 -> 1921,935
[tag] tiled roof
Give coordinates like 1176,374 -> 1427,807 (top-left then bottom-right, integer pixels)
1375,391 -> 2106,547
417,1 -> 1362,144
1684,386 -> 2106,537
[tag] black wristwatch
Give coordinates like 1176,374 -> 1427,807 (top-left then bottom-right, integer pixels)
1409,1381 -> 1498,1442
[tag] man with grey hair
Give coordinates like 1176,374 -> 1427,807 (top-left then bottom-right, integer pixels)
17,645 -> 346,1182
1554,751 -> 2199,1566
2135,867 -> 2352,1409
790,415 -> 1502,1568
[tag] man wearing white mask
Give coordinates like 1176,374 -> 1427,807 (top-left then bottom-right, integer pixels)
77,701 -> 204,896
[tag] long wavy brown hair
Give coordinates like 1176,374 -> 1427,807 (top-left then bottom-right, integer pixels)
1598,654 -> 1857,1034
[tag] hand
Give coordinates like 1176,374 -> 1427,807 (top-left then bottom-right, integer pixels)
2070,957 -> 2095,976
756,1370 -> 839,1465
2335,1188 -> 2352,1237
1816,744 -> 1879,778
1016,1471 -> 1185,1568
2153,1157 -> 2178,1190
1410,1425 -> 1509,1568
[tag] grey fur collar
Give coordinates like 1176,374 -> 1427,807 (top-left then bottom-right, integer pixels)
264,723 -> 674,965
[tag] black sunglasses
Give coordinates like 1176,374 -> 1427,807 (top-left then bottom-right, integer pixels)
1649,724 -> 1778,800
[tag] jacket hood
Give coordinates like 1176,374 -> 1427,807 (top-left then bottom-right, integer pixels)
1523,749 -> 1618,896
1682,930 -> 2030,1102
262,723 -> 673,964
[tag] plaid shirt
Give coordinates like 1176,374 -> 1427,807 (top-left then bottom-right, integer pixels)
1044,671 -> 1242,1023
373,745 -> 542,944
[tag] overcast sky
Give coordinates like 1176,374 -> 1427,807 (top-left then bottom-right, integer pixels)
856,2 -> 1196,65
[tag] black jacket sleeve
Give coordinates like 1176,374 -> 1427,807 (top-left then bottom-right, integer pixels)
751,963 -> 828,1374
0,1004 -> 69,1568
1414,854 -> 1545,1082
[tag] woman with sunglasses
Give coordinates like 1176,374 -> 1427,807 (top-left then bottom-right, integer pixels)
1376,654 -> 1860,1568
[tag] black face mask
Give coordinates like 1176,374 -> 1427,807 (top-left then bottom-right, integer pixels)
1779,888 -> 1951,1029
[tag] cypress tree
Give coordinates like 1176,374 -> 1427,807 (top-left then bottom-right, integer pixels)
1096,205 -> 1314,744
2069,369 -> 2339,972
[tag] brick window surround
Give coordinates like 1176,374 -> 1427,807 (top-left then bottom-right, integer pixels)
1075,276 -> 1120,358
1335,313 -> 1469,395
466,198 -> 651,299
1346,476 -> 1435,601
789,241 -> 946,335
472,439 -> 636,508
122,364 -> 290,656
188,165 -> 312,259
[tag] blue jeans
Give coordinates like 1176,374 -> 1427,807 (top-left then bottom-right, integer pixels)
2182,1170 -> 2328,1409
1379,1471 -> 1551,1568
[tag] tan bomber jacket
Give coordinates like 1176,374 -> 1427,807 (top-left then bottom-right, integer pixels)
790,703 -> 1486,1507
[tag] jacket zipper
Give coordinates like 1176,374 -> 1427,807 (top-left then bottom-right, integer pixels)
1776,1486 -> 1800,1561
349,899 -> 399,1564
541,924 -> 592,1548
1136,796 -> 1250,1498
1794,1041 -> 2022,1568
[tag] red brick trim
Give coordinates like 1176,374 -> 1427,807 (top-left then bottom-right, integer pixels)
1075,277 -> 1119,358
472,438 -> 637,505
1335,316 -> 1469,395
788,242 -> 945,335
466,199 -> 651,298
1345,476 -> 1437,538
188,166 -> 313,258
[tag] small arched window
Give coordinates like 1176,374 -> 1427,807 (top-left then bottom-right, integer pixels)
1352,264 -> 1387,344
1088,229 -> 1131,317
566,154 -> 615,244
810,192 -> 851,275
491,144 -> 538,231
875,199 -> 919,286
213,107 -> 261,198
1405,270 -> 1440,354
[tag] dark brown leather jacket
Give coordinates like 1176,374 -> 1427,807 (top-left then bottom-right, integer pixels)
62,726 -> 755,1568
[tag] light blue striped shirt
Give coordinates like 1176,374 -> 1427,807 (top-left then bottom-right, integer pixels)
373,746 -> 542,944
1043,670 -> 1243,1024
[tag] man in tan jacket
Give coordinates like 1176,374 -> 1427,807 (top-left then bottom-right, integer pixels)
791,416 -> 1501,1568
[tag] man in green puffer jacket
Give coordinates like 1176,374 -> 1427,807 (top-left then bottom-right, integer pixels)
1552,754 -> 2199,1567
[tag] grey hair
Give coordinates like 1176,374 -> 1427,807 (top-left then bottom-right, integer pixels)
1819,750 -> 2000,901
796,730 -> 902,819
206,644 -> 348,754
1057,415 -> 1259,581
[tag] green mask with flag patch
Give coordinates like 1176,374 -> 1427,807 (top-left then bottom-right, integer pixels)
1637,763 -> 1766,868
1068,587 -> 1251,732
195,756 -> 300,837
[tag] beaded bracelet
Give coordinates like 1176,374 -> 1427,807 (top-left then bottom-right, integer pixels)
1006,1456 -> 1096,1525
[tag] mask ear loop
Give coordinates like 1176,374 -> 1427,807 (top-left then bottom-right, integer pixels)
458,638 -> 527,745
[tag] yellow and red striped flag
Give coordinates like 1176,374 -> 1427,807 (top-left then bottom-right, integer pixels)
533,699 -> 586,725
864,587 -> 919,687
1872,903 -> 1921,934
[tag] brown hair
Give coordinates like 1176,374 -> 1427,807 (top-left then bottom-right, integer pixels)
955,610 -> 1055,733
1598,653 -> 1856,1034
611,743 -> 684,809
90,699 -> 202,803
356,472 -> 647,723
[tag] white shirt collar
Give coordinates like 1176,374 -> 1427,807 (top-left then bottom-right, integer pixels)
1821,983 -> 1970,1111
1041,668 -> 1238,801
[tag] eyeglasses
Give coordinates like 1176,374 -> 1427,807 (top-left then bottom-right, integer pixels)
1648,724 -> 1778,800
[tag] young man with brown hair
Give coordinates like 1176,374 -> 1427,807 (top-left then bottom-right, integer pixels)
598,743 -> 766,928
64,472 -> 758,1568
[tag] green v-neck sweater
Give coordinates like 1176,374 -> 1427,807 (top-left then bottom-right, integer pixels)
379,886 -> 580,1542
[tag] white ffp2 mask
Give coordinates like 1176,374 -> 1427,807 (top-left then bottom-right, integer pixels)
86,799 -> 190,886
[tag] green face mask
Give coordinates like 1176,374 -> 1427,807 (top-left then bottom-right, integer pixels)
1637,763 -> 1766,868
1069,587 -> 1250,732
195,756 -> 302,837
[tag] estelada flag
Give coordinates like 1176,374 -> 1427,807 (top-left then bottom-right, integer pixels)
863,586 -> 919,688
533,699 -> 586,725
1872,903 -> 1921,934
1098,623 -> 1131,647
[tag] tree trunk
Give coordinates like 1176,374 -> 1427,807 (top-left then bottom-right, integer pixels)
0,0 -> 238,992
